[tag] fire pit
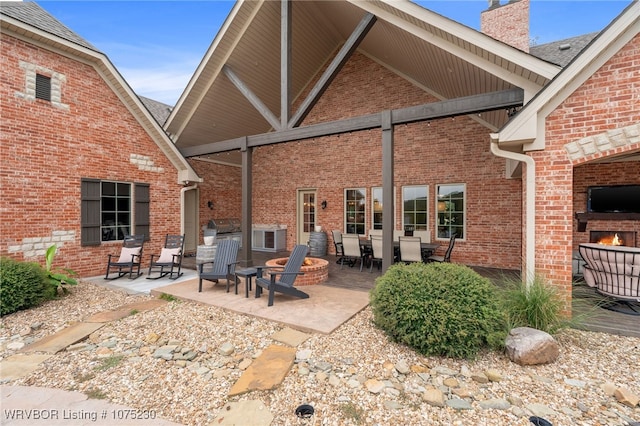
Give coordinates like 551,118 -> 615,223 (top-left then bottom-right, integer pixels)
264,257 -> 329,285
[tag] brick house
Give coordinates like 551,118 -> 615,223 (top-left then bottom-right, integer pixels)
165,0 -> 639,312
0,2 -> 200,277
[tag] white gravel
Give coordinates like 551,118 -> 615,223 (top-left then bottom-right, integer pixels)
1,281 -> 639,426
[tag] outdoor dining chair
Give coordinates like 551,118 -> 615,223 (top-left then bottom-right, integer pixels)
340,233 -> 366,271
399,236 -> 423,263
369,235 -> 384,273
427,234 -> 457,263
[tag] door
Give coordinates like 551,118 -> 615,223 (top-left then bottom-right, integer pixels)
183,187 -> 199,254
297,189 -> 316,246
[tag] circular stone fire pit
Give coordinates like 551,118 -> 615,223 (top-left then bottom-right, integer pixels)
264,257 -> 329,285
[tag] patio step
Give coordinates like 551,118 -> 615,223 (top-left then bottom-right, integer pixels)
228,344 -> 296,396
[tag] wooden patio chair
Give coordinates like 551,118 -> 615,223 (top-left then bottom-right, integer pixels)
105,234 -> 145,280
255,244 -> 309,306
147,234 -> 185,280
198,239 -> 240,293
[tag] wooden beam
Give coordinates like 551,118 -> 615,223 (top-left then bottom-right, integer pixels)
280,0 -> 291,127
223,64 -> 281,130
179,88 -> 524,157
288,12 -> 377,128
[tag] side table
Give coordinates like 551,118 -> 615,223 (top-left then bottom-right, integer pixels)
235,267 -> 257,298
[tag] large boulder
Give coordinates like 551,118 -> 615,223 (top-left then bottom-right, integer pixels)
505,327 -> 559,366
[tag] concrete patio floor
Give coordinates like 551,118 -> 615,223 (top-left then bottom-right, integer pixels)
150,278 -> 370,334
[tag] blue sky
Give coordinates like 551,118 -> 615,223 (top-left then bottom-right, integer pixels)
34,0 -> 630,105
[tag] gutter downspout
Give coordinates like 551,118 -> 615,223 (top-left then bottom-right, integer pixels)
181,184 -> 198,237
490,135 -> 535,286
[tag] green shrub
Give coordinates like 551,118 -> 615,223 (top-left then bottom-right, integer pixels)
497,274 -> 571,334
44,245 -> 77,294
0,257 -> 52,316
370,262 -> 504,359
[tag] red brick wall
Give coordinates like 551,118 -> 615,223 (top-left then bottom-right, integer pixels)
537,33 -> 640,311
248,52 -> 523,270
187,159 -> 242,242
481,0 -> 530,52
1,34 -> 183,277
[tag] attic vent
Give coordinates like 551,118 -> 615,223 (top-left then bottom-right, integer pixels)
558,44 -> 571,51
35,74 -> 51,101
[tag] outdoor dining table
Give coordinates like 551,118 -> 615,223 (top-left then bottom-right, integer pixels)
359,237 -> 440,262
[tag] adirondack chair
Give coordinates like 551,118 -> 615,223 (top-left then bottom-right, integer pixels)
105,234 -> 145,280
255,244 -> 309,306
147,234 -> 185,280
198,239 -> 240,293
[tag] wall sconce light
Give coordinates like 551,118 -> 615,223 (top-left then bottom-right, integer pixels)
207,200 -> 214,210
321,200 -> 327,209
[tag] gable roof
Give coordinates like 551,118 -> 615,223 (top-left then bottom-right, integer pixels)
493,0 -> 639,151
165,0 -> 559,156
0,1 -> 96,50
139,96 -> 173,126
0,1 -> 200,184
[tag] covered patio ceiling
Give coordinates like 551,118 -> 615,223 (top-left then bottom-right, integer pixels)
165,0 -> 559,165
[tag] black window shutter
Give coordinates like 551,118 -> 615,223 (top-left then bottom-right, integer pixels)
35,74 -> 51,101
81,178 -> 101,246
135,183 -> 150,241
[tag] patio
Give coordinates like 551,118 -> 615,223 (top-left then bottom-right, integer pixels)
90,249 -> 639,338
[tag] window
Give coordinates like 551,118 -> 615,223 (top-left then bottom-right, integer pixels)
80,179 -> 149,245
345,188 -> 365,235
402,185 -> 428,231
436,184 -> 465,239
371,187 -> 383,230
35,74 -> 51,101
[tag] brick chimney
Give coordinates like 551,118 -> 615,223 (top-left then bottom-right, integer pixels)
481,0 -> 530,52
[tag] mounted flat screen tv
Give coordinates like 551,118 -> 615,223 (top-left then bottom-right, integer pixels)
587,185 -> 640,213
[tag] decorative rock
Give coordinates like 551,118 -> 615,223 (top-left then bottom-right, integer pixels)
443,377 -> 459,388
564,378 -> 586,388
296,349 -> 312,361
452,387 -> 474,398
478,398 -> 511,410
328,374 -> 341,386
95,347 -> 113,358
431,366 -> 458,376
238,358 -> 252,370
471,372 -> 489,384
614,387 -> 640,407
313,360 -> 332,372
365,378 -> 385,394
19,326 -> 32,337
505,327 -> 559,366
485,369 -> 503,382
145,332 -> 161,343
395,360 -> 410,374
422,388 -> 445,407
601,382 -> 617,396
446,398 -> 472,410
526,403 -> 557,417
383,400 -> 402,410
219,342 -> 234,356
6,342 -> 25,351
316,371 -> 328,382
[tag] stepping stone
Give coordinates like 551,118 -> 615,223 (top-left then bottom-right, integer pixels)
271,327 -> 310,347
20,322 -> 104,354
86,299 -> 167,323
212,400 -> 273,426
0,354 -> 53,381
228,344 -> 295,396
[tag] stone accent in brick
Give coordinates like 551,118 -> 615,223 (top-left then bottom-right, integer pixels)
565,123 -> 640,163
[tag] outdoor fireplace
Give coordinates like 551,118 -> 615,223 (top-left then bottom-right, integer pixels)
590,231 -> 636,247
